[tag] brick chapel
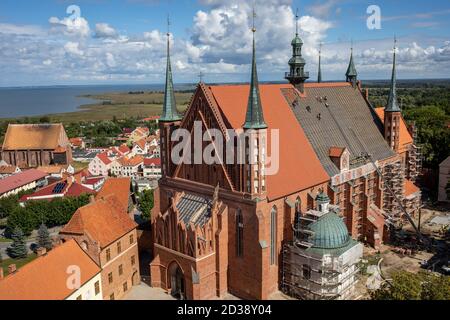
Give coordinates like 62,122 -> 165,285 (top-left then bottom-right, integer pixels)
149,16 -> 422,300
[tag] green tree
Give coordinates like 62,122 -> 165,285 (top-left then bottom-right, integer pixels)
7,227 -> 28,259
139,189 -> 154,221
421,272 -> 450,300
371,271 -> 450,300
37,224 -> 53,251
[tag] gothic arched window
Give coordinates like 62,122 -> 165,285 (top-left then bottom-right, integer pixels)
270,206 -> 277,265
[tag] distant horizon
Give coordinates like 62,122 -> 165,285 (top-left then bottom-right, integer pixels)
1,77 -> 450,90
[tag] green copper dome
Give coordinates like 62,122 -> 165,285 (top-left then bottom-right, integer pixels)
309,212 -> 351,249
292,34 -> 303,46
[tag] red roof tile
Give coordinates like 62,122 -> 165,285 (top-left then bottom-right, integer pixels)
61,195 -> 137,248
374,107 -> 413,153
96,177 -> 131,212
96,152 -> 112,165
0,169 -> 47,195
208,84 -> 329,200
0,239 -> 100,300
144,158 -> 161,167
329,147 -> 346,158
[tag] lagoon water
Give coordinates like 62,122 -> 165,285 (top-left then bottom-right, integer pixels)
0,84 -> 193,118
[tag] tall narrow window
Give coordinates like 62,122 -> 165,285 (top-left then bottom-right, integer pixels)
236,209 -> 244,257
270,206 -> 277,265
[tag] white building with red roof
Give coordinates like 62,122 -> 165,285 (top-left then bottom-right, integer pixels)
0,169 -> 47,198
143,158 -> 161,179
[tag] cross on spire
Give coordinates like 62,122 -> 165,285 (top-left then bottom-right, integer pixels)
167,14 -> 170,37
252,1 -> 257,33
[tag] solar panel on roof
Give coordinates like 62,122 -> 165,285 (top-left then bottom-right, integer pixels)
52,182 -> 66,194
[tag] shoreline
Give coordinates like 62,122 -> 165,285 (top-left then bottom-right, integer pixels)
0,91 -> 192,123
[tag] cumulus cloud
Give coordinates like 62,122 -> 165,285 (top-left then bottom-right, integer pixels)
0,0 -> 449,86
49,16 -> 90,37
94,23 -> 118,39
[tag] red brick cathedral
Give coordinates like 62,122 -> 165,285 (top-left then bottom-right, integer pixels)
149,21 -> 421,300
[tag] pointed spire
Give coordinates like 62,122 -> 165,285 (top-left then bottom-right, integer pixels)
243,6 -> 267,130
160,15 -> 182,123
295,8 -> 299,36
386,37 -> 401,112
318,43 -> 322,83
346,42 -> 357,87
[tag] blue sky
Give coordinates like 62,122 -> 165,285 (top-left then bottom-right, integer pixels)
0,0 -> 449,86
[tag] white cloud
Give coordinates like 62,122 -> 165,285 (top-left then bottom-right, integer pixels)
49,16 -> 90,38
95,23 -> 118,39
64,41 -> 84,56
0,0 -> 449,86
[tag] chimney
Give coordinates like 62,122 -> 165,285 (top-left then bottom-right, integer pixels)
8,264 -> 17,274
365,88 -> 369,100
89,195 -> 96,204
0,267 -> 4,280
37,247 -> 47,257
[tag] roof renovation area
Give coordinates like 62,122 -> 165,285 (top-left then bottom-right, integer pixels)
176,193 -> 212,227
284,84 -> 396,176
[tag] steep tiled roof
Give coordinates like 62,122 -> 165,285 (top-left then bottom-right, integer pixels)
288,84 -> 395,176
144,158 -> 161,167
0,169 -> 47,195
61,195 -> 137,248
209,84 -> 329,200
96,152 -> 112,165
2,124 -> 65,150
374,107 -> 414,153
118,144 -> 130,155
0,240 -> 100,300
134,138 -> 147,150
96,177 -> 131,212
329,147 -> 345,158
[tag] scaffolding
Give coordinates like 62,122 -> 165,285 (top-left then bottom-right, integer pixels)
282,210 -> 362,300
406,123 -> 423,182
382,160 -> 405,227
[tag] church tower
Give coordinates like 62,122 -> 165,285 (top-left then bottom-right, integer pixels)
346,46 -> 358,88
384,38 -> 402,153
160,18 -> 182,178
285,10 -> 309,93
243,11 -> 267,199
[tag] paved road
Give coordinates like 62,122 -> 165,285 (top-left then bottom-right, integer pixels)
0,228 -> 61,260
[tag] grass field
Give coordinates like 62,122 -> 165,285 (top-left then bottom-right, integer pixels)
44,91 -> 192,123
0,253 -> 38,276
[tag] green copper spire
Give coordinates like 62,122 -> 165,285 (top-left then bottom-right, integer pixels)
318,43 -> 322,83
160,18 -> 182,123
386,38 -> 401,112
243,11 -> 267,130
346,45 -> 357,87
